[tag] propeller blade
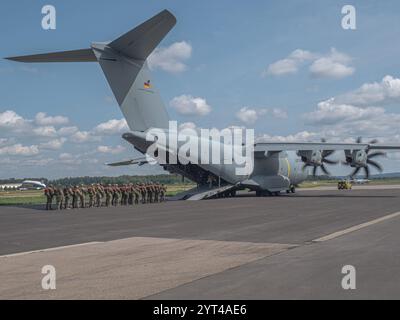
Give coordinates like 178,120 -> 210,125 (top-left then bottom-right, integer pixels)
351,167 -> 361,177
369,139 -> 379,145
367,159 -> 383,172
320,164 -> 331,176
368,151 -> 386,159
313,166 -> 318,177
341,161 -> 351,166
364,166 -> 370,179
323,158 -> 339,165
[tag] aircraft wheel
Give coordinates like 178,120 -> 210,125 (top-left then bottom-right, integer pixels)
290,186 -> 296,194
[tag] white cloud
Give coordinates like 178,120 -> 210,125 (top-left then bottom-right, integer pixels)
304,98 -> 385,125
310,48 -> 354,79
35,112 -> 69,126
236,107 -> 287,124
264,49 -> 316,76
301,75 -> 400,140
265,48 -> 354,79
70,131 -> 100,143
39,138 -> 67,150
236,107 -> 264,125
94,119 -> 129,135
0,110 -> 28,130
58,126 -> 79,136
0,144 -> 39,156
170,95 -> 212,116
179,122 -> 198,130
97,145 -> 126,154
335,75 -> 400,106
256,131 -> 317,143
59,153 -> 73,160
32,126 -> 58,138
148,41 -> 192,73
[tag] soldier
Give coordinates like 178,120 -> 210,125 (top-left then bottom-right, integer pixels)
55,187 -> 64,211
128,184 -> 134,205
72,186 -> 78,209
63,187 -> 71,209
88,185 -> 94,208
154,183 -> 160,203
121,185 -> 127,206
160,184 -> 166,202
147,183 -> 153,204
79,186 -> 87,209
133,184 -> 140,205
95,184 -> 103,207
44,187 -> 53,210
75,187 -> 86,209
141,183 -> 147,204
98,184 -> 105,207
105,185 -> 112,207
113,185 -> 120,206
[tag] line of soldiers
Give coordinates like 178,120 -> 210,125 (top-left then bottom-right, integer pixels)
44,183 -> 167,211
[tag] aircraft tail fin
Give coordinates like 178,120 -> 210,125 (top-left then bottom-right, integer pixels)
5,10 -> 176,132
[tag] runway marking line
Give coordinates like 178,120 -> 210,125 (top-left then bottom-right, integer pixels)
313,211 -> 400,242
0,242 -> 103,258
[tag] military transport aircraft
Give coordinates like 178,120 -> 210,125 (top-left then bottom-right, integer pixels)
6,10 -> 400,199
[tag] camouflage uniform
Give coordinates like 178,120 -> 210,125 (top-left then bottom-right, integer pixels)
105,186 -> 112,207
63,187 -> 71,209
72,187 -> 78,209
95,185 -> 103,207
98,185 -> 105,207
154,184 -> 160,203
55,187 -> 64,210
133,185 -> 140,205
77,187 -> 85,209
121,186 -> 128,206
147,184 -> 153,203
128,185 -> 134,205
112,186 -> 120,206
44,188 -> 53,210
141,184 -> 147,204
160,184 -> 166,202
88,186 -> 94,208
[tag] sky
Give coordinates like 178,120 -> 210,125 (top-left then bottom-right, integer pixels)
1,0 -> 400,179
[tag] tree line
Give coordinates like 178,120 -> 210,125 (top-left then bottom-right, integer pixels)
1,175 -> 191,187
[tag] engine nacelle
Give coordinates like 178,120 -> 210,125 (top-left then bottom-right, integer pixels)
345,150 -> 368,168
297,150 -> 323,166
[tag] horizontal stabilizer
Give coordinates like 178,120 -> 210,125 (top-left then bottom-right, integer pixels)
109,9 -> 176,60
106,157 -> 151,167
5,49 -> 97,63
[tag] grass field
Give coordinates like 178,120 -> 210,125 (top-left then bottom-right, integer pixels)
0,190 -> 46,206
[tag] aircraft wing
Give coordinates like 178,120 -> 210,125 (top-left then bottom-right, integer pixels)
254,142 -> 400,152
106,157 -> 151,167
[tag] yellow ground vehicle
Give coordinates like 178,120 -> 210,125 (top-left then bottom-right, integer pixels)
338,180 -> 352,190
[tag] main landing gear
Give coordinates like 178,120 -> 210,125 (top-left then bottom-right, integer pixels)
286,185 -> 296,194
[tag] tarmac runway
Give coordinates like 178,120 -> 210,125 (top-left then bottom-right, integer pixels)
1,186 -> 400,299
